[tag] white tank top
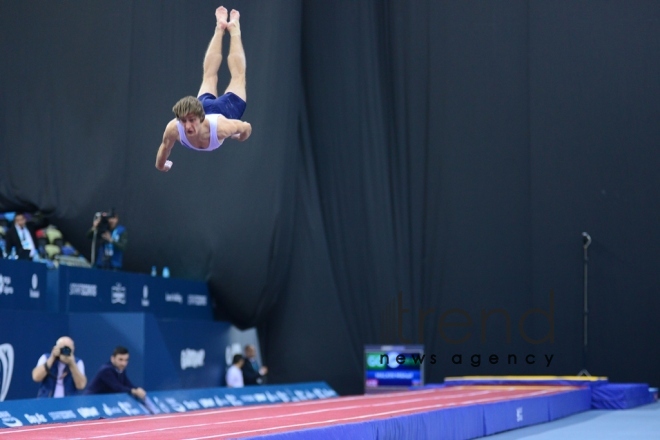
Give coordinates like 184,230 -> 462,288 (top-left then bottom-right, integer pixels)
176,114 -> 224,152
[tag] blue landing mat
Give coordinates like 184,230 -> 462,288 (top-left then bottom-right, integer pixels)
439,376 -> 655,410
248,387 -> 591,440
591,383 -> 655,409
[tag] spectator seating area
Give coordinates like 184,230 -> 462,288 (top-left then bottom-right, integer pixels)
0,212 -> 90,268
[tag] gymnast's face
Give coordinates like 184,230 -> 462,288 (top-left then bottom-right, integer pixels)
180,113 -> 201,136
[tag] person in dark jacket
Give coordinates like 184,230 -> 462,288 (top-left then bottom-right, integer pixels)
4,212 -> 39,260
86,346 -> 146,400
241,344 -> 268,385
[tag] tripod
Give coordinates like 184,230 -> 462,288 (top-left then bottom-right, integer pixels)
90,212 -> 102,267
577,232 -> 591,377
91,228 -> 97,267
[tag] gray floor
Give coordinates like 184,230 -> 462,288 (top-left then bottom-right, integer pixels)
480,401 -> 660,439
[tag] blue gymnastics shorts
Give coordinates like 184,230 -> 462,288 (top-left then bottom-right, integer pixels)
197,92 -> 246,120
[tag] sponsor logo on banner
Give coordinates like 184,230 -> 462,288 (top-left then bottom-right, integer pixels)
183,400 -> 200,410
111,282 -> 127,305
165,292 -> 183,304
24,413 -> 47,424
180,348 -> 205,370
187,294 -> 207,307
102,404 -> 123,416
77,407 -> 100,418
141,285 -> 150,307
151,397 -> 172,413
48,410 -> 76,420
224,394 -> 243,406
0,274 -> 14,295
69,283 -> 97,297
0,343 -> 14,402
313,387 -> 336,398
117,401 -> 141,416
199,398 -> 215,408
29,274 -> 40,299
0,411 -> 23,427
165,398 -> 186,412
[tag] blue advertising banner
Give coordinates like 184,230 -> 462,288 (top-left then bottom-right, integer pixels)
0,260 -> 51,312
136,272 -> 212,320
0,382 -> 338,428
0,260 -> 212,320
50,266 -> 212,320
144,315 -> 231,390
145,382 -> 338,414
54,265 -> 132,313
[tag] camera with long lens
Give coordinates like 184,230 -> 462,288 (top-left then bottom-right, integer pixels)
94,211 -> 111,235
59,346 -> 72,356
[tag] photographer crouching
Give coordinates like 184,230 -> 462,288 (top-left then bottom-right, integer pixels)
86,208 -> 127,270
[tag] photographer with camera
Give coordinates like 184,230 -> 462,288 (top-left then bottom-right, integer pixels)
86,208 -> 127,270
32,336 -> 87,398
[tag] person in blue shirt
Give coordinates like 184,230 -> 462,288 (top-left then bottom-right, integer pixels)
86,346 -> 146,400
86,209 -> 127,270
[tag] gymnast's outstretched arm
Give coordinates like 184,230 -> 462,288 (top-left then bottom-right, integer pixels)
155,120 -> 178,172
216,114 -> 252,142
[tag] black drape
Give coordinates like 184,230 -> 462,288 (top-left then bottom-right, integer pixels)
2,1 -> 659,395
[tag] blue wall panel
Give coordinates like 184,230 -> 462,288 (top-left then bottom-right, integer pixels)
0,310 -> 68,400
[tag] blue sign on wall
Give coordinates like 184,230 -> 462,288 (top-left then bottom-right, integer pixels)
49,265 -> 213,320
0,260 -> 213,320
138,273 -> 212,320
145,315 -> 231,390
68,313 -> 232,393
0,260 -> 51,312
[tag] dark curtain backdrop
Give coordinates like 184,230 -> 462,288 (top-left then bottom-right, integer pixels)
1,1 -> 658,395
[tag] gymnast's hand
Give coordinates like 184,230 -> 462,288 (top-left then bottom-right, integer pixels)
159,160 -> 173,172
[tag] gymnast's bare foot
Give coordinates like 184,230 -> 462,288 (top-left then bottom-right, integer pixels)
227,9 -> 240,36
216,6 -> 228,30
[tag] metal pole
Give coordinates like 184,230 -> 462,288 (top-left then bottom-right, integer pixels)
583,240 -> 588,348
578,232 -> 591,376
91,228 -> 97,267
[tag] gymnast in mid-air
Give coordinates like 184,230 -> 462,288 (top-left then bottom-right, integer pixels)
156,6 -> 251,172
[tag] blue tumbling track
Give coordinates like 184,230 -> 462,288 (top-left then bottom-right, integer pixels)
245,386 -> 592,440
